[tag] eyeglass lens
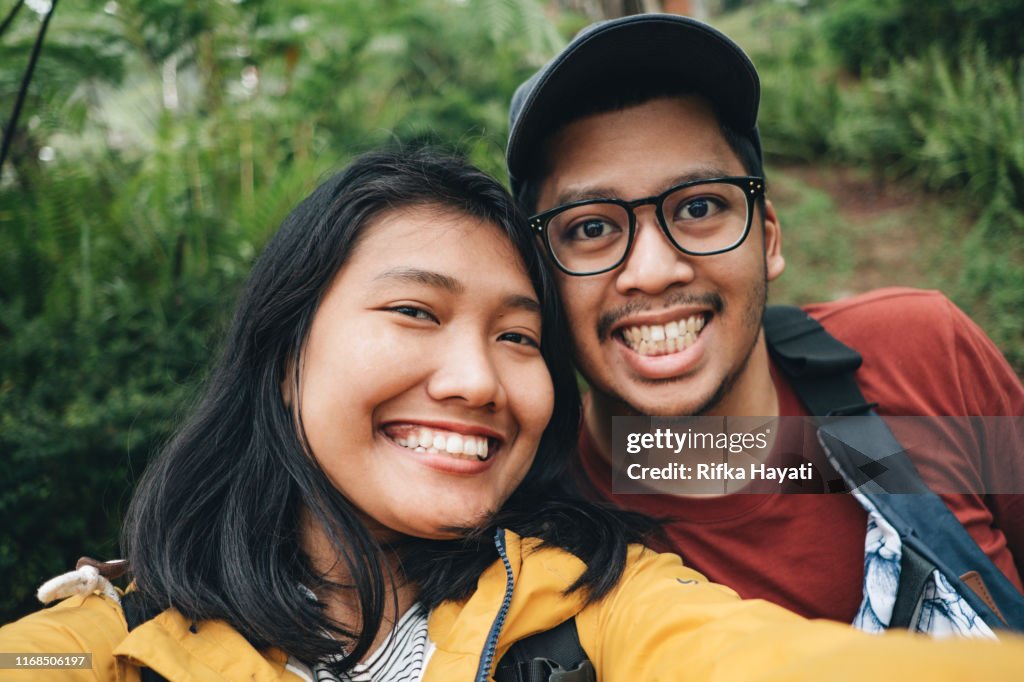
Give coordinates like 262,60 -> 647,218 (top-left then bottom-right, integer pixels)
545,181 -> 751,275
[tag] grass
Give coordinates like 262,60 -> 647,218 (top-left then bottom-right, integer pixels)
766,164 -> 1022,373
768,163 -> 968,302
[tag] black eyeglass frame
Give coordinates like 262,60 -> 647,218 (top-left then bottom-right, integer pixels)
529,175 -> 766,276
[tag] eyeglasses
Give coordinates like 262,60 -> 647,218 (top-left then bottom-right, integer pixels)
529,176 -> 765,276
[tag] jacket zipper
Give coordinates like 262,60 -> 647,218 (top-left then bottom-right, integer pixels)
474,527 -> 515,682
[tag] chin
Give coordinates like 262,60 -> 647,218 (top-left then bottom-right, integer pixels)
641,404 -> 704,418
397,507 -> 499,540
612,381 -> 718,418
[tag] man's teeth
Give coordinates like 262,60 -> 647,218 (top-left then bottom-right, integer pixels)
621,314 -> 706,356
392,426 -> 491,461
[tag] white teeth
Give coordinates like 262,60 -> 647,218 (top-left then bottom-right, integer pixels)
446,434 -> 462,454
389,426 -> 492,461
620,314 -> 707,356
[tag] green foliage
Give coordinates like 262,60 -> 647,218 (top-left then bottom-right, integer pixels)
0,288 -> 218,620
757,44 -> 841,161
823,0 -> 1024,76
763,170 -> 857,303
956,231 -> 1024,372
726,2 -> 1024,229
830,48 -> 1024,230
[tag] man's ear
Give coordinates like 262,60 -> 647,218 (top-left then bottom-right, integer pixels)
762,198 -> 785,282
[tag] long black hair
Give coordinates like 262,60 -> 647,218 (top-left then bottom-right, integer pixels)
121,147 -> 654,671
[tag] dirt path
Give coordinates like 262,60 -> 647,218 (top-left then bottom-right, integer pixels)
769,163 -> 956,298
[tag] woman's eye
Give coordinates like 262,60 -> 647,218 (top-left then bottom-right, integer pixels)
390,306 -> 437,323
499,331 -> 540,349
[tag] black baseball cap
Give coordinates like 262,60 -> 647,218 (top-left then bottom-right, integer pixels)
507,13 -> 762,198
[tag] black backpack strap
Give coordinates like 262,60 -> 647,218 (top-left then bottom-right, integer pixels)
120,592 -> 169,682
765,304 -> 1024,632
494,618 -> 595,682
763,305 -> 870,416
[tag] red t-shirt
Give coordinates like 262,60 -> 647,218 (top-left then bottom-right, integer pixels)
578,288 -> 1024,622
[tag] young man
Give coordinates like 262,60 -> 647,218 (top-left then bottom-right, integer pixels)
506,14 -> 1024,634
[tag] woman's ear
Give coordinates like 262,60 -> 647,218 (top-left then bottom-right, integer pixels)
281,354 -> 297,408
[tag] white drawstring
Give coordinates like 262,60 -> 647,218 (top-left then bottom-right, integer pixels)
37,564 -> 120,605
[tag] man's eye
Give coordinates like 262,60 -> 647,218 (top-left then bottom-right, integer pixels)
390,306 -> 437,323
568,218 -> 619,241
675,197 -> 724,220
499,331 -> 540,349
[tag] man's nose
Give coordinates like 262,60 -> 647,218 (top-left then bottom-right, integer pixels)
614,207 -> 696,295
425,336 -> 506,411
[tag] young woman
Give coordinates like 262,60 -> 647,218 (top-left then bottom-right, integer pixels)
1,149 -> 1021,682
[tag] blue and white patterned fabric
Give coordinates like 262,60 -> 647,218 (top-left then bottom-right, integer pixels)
851,493 -> 995,639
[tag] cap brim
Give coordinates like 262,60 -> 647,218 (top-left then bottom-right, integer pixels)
507,14 -> 759,185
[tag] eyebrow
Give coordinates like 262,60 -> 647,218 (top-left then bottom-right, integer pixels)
553,165 -> 737,206
374,267 -> 542,314
504,294 -> 542,315
374,267 -> 465,293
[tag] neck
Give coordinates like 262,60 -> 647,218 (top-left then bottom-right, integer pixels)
301,512 -> 418,658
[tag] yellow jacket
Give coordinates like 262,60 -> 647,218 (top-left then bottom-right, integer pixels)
2,530 -> 1023,681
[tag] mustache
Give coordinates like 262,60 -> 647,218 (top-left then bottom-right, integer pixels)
596,291 -> 724,342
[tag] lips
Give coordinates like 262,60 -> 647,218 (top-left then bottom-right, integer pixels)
381,423 -> 500,461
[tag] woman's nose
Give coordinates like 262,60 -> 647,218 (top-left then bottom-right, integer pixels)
425,337 -> 507,411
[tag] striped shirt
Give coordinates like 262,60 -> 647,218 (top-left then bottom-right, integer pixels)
287,603 -> 433,682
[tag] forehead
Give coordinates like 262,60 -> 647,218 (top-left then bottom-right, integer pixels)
342,205 -> 534,293
538,95 -> 745,205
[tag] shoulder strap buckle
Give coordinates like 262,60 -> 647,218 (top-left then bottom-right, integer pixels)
494,619 -> 594,682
